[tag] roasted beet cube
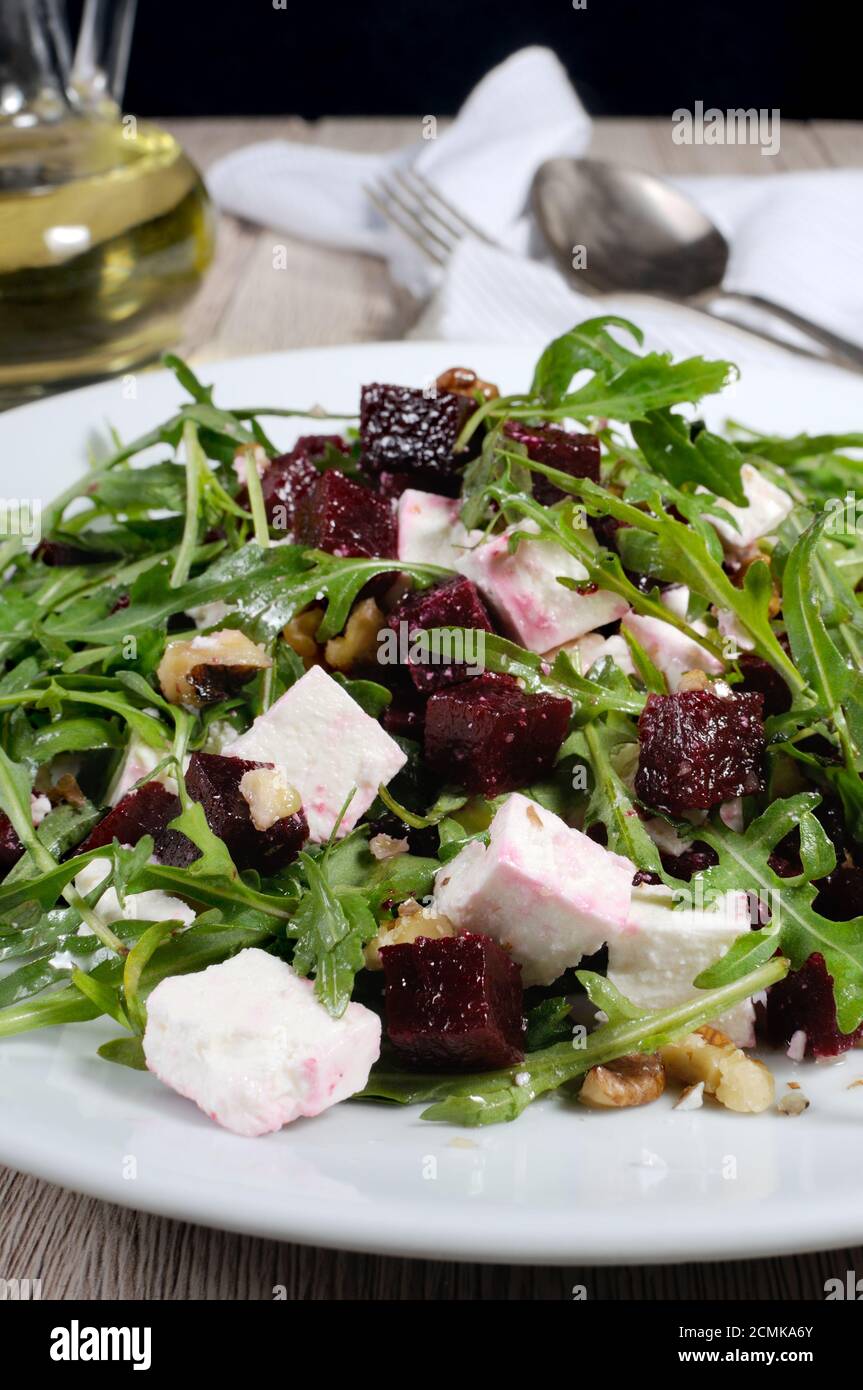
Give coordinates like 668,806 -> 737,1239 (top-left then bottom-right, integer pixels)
295,469 -> 396,559
763,952 -> 863,1058
360,383 -> 472,481
380,932 -> 525,1071
0,813 -> 25,873
34,539 -> 113,566
814,865 -> 863,922
238,435 -> 351,535
659,842 -> 719,881
738,652 -> 793,717
381,683 -> 427,739
372,468 -> 461,501
635,689 -> 765,815
185,752 -> 307,874
504,421 -> 600,506
387,575 -> 493,692
78,782 -> 181,854
424,676 -> 571,796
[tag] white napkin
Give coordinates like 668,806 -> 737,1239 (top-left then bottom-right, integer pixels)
208,45 -> 863,355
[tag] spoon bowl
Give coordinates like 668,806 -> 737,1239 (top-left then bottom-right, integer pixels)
532,157 -> 728,298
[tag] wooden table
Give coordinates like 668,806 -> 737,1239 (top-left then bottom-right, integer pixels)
2,116 -> 862,1302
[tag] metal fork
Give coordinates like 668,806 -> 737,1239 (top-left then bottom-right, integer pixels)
365,167 -> 497,266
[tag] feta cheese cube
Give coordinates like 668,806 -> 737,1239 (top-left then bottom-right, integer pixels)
396,489 -> 475,569
704,463 -> 793,553
143,948 -> 381,1136
622,585 -> 723,691
565,631 -> 636,677
433,793 -> 635,986
223,665 -> 406,841
455,520 -> 629,653
608,883 -> 756,1046
74,856 -> 196,932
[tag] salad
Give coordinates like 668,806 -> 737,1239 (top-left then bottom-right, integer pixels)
1,317 -> 862,1136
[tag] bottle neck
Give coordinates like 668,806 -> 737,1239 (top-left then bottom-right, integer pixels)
0,0 -> 75,126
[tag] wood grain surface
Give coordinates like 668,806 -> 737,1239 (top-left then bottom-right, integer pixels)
1,116 -> 861,1302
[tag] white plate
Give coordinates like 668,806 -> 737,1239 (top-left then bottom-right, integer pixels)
2,340 -> 863,1266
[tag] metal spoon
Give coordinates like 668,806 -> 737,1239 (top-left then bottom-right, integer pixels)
532,157 -> 863,372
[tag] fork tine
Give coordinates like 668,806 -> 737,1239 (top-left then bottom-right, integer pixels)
366,176 -> 452,266
406,169 -> 497,247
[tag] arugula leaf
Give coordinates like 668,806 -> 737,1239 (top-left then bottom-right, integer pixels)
291,854 -> 378,1017
631,409 -> 746,505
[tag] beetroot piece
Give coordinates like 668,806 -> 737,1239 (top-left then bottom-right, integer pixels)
660,842 -> 719,881
0,813 -> 25,873
424,676 -> 571,796
295,469 -> 396,559
387,576 -> 494,693
185,752 -> 307,874
359,383 -> 472,481
814,865 -> 863,922
738,652 -> 793,718
381,683 -> 427,738
380,932 -> 525,1071
34,539 -> 110,566
77,781 -> 200,868
373,468 -> 461,501
635,689 -> 765,815
503,421 -> 601,506
763,952 -> 863,1058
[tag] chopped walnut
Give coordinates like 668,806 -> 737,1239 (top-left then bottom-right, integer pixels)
283,606 -> 324,666
435,366 -> 499,402
674,1081 -> 705,1111
364,903 -> 455,970
660,1026 -> 774,1114
677,668 -> 711,693
324,598 -> 385,672
369,833 -> 409,861
239,767 -> 302,831
777,1089 -> 810,1116
157,629 -> 271,708
580,1053 -> 666,1109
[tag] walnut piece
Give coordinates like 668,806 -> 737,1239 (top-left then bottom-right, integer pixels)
324,598 -> 385,672
435,366 -> 499,402
661,1025 -> 774,1114
677,668 -> 711,692
239,767 -> 302,831
579,1053 -> 666,1109
364,903 -> 455,971
157,629 -> 271,707
283,606 -> 323,665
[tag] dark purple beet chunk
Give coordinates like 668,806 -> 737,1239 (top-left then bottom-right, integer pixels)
295,469 -> 396,559
424,676 -> 571,796
387,575 -> 493,692
813,864 -> 863,922
185,753 -> 307,874
764,952 -> 863,1058
503,421 -> 600,506
660,842 -> 719,881
77,782 -> 183,856
381,683 -> 427,738
373,468 -> 461,501
34,539 -> 109,566
365,811 -> 440,859
380,932 -> 525,1071
635,689 -> 765,815
0,812 -> 25,873
738,652 -> 793,717
359,383 -> 472,480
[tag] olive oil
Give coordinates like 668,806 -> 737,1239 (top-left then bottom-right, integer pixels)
0,118 -> 215,404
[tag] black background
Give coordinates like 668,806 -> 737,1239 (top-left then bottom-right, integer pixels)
99,0 -> 858,121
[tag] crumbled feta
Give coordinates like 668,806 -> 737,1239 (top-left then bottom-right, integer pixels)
455,520 -> 629,653
73,856 -> 196,933
566,631 -> 636,677
433,793 -> 635,986
704,463 -> 793,553
608,882 -> 756,1046
223,665 -> 406,841
186,600 -> 236,630
396,489 -> 475,568
787,1029 -> 808,1062
30,793 -> 52,826
622,585 -> 724,690
143,948 -> 381,1136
